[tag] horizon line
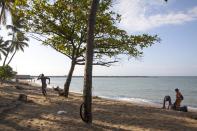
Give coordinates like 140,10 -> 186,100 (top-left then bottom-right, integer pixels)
29,75 -> 197,77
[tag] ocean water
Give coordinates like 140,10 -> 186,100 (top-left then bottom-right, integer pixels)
35,76 -> 197,109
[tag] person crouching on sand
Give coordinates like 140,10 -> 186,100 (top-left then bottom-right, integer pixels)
37,74 -> 50,96
174,88 -> 184,110
162,95 -> 172,109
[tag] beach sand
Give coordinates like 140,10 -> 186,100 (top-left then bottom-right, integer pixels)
0,81 -> 197,131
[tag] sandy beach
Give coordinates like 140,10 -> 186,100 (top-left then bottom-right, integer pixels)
0,81 -> 197,131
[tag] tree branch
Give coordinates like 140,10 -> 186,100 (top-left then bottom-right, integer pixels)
49,45 -> 72,59
76,60 -> 118,67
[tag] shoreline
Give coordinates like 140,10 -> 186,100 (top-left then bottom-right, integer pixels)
1,81 -> 197,130
32,80 -> 197,113
33,76 -> 197,110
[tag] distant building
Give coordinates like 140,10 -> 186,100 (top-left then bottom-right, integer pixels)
15,75 -> 33,80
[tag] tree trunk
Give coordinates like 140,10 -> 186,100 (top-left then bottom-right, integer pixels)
0,3 -> 5,24
3,51 -> 9,66
7,49 -> 17,65
3,34 -> 14,66
64,60 -> 76,97
83,0 -> 99,124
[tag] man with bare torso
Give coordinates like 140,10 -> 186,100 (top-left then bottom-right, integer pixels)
37,74 -> 50,96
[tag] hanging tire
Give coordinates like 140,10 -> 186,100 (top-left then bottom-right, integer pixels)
80,103 -> 88,122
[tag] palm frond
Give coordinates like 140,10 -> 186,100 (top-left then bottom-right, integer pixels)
6,24 -> 20,32
0,38 -> 8,59
4,40 -> 11,45
6,24 -> 13,29
24,36 -> 29,41
8,32 -> 13,36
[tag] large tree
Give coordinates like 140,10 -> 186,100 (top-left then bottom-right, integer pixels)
24,0 -> 159,97
82,0 -> 168,123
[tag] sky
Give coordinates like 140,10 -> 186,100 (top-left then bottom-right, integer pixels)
0,0 -> 197,76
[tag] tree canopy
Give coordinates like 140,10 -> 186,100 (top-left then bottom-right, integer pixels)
24,0 -> 160,66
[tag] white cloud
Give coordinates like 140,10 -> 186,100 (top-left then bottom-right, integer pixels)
113,0 -> 197,32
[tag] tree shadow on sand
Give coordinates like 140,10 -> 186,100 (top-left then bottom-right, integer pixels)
1,86 -> 197,131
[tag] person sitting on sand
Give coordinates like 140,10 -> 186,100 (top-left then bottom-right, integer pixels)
162,95 -> 172,109
174,88 -> 184,110
53,86 -> 59,91
37,74 -> 50,96
53,86 -> 64,96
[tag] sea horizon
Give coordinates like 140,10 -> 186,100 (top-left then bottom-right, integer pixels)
30,75 -> 197,77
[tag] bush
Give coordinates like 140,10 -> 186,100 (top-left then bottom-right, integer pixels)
0,65 -> 17,81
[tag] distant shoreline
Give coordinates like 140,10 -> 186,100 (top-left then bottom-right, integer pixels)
31,76 -> 197,78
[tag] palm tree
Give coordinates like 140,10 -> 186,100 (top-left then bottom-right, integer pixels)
3,24 -> 20,65
0,37 -> 7,60
6,31 -> 28,65
0,0 -> 15,25
3,11 -> 28,65
3,20 -> 20,64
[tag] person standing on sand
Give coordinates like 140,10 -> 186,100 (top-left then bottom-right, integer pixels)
37,74 -> 50,96
174,88 -> 183,110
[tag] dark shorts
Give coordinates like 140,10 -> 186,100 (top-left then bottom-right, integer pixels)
42,84 -> 47,89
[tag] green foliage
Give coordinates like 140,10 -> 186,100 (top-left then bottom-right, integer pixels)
8,31 -> 29,52
23,0 -> 160,66
0,65 -> 16,81
0,37 -> 7,60
0,0 -> 27,25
